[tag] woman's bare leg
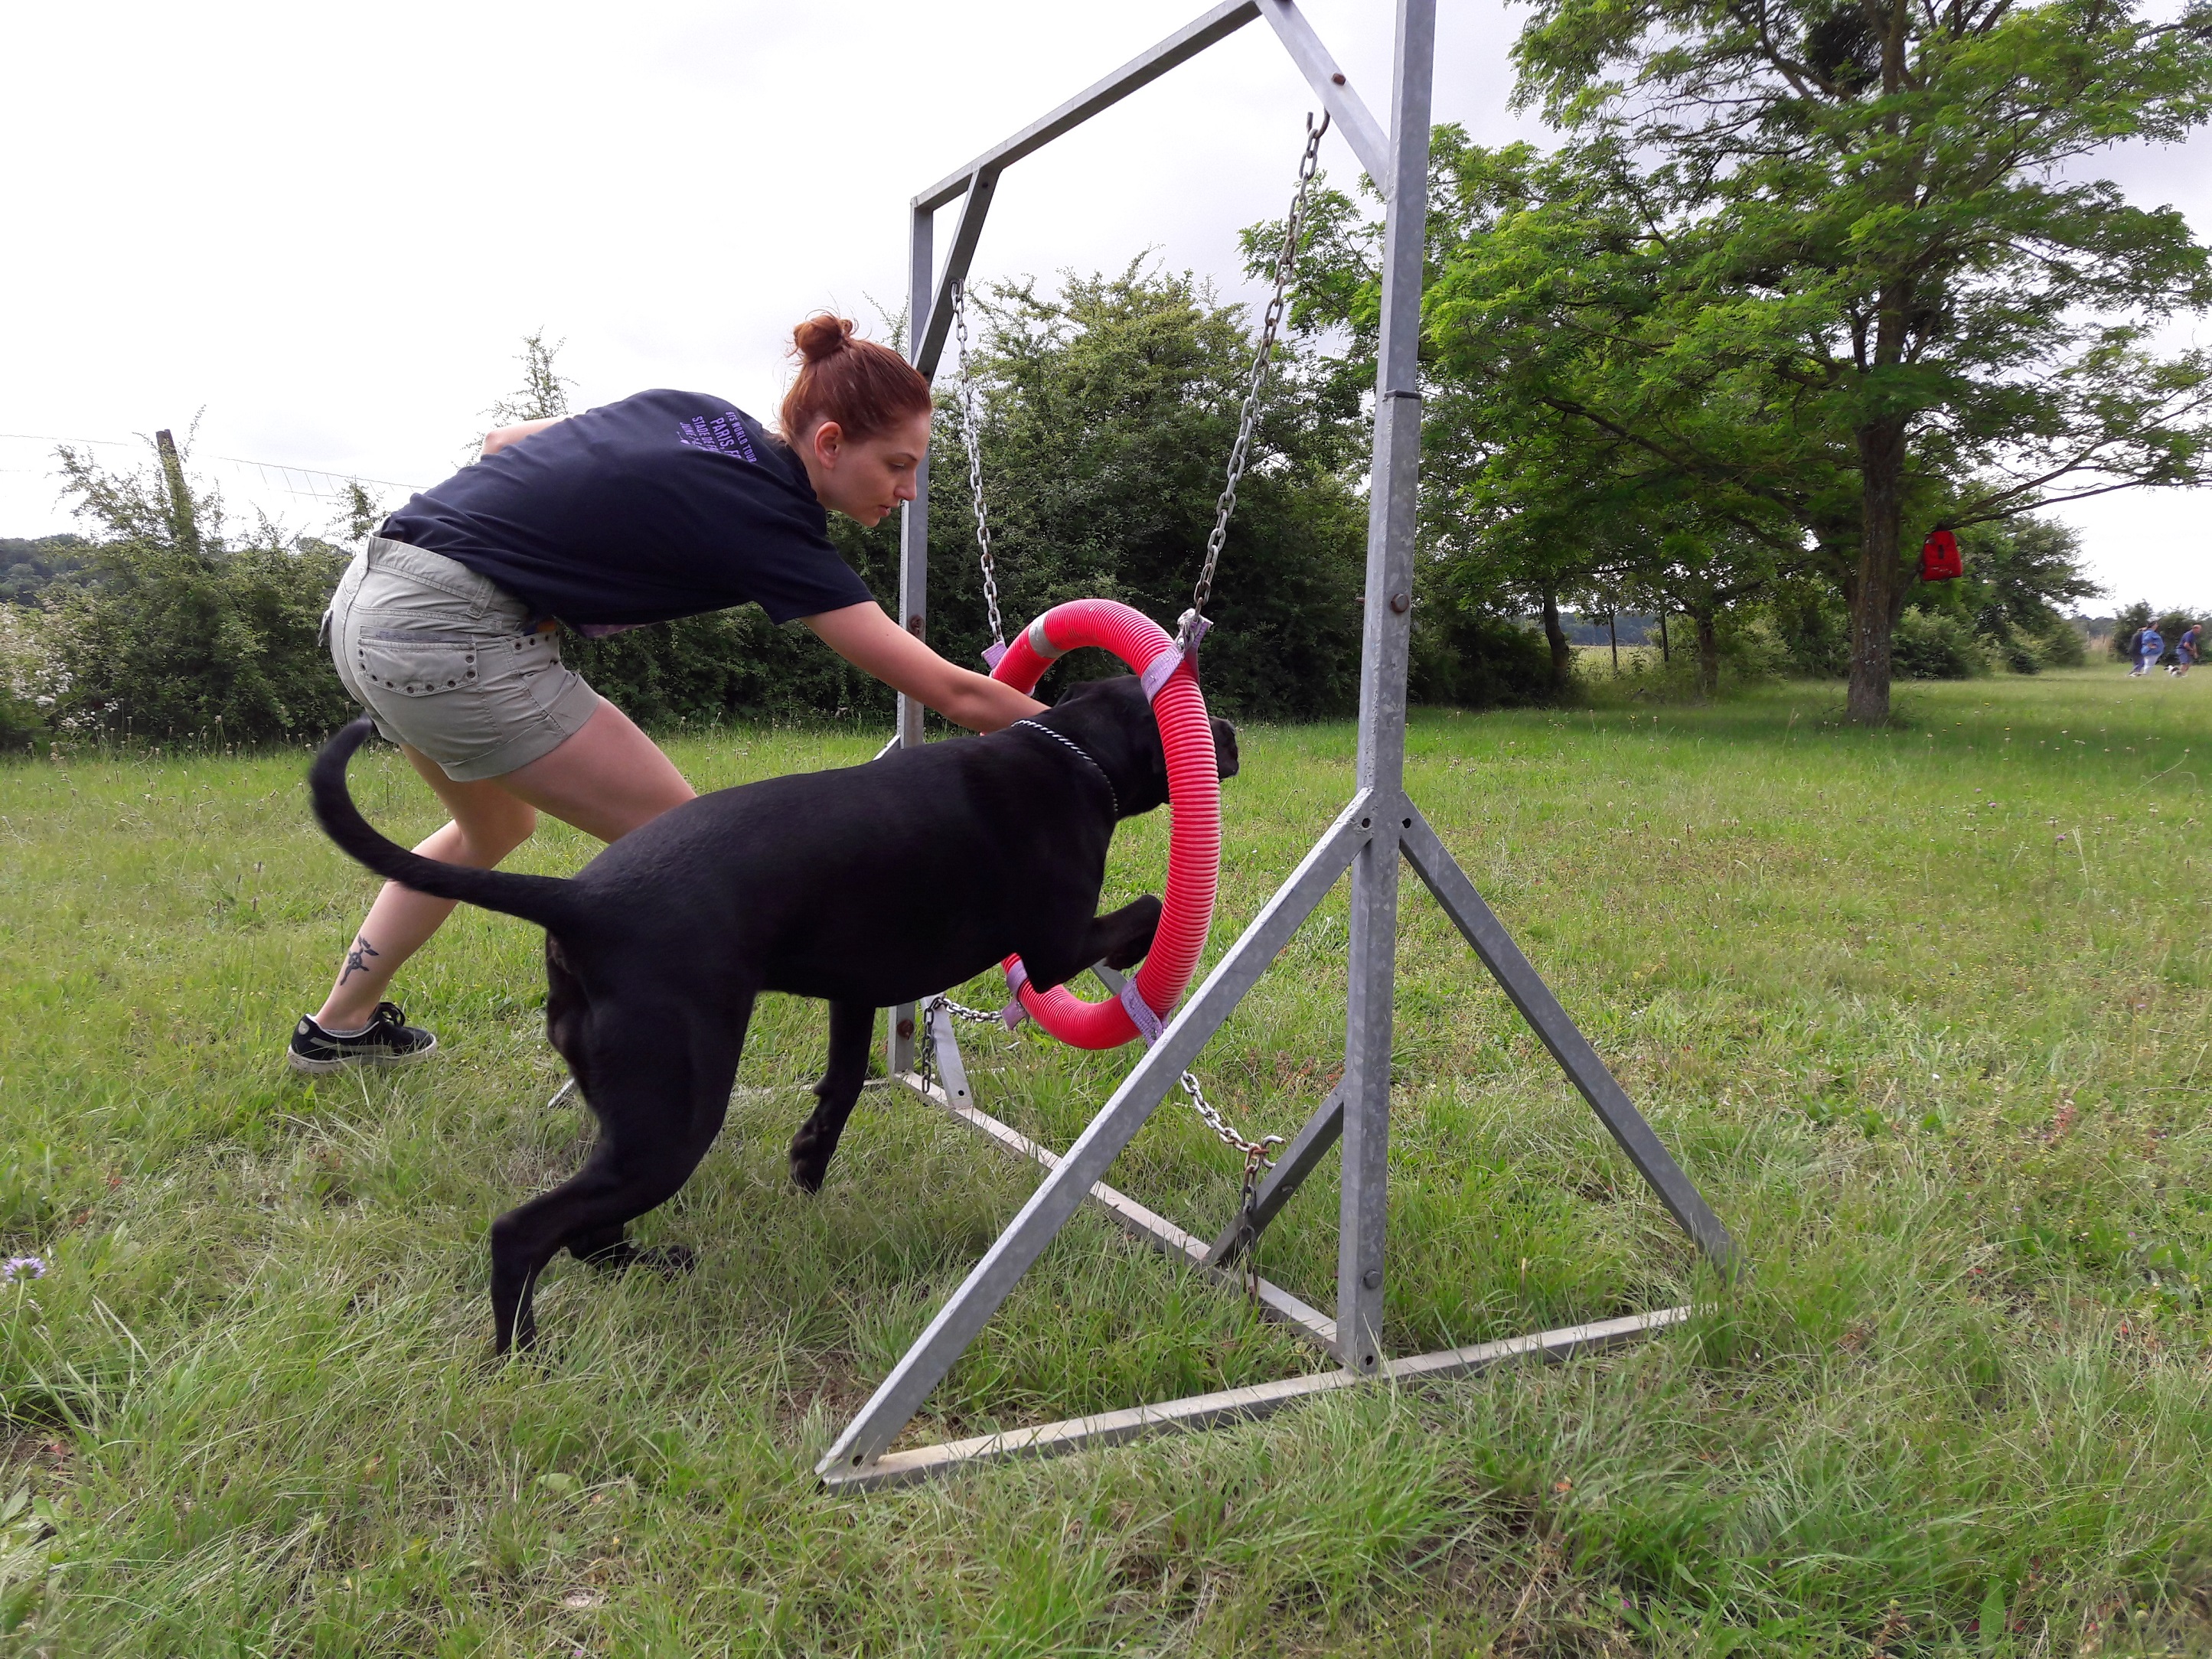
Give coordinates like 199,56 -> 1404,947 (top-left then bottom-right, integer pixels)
314,702 -> 695,1030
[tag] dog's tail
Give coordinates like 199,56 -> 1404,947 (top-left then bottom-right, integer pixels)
310,719 -> 584,931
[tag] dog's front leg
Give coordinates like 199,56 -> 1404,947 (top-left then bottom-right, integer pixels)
1013,895 -> 1164,996
788,999 -> 876,1194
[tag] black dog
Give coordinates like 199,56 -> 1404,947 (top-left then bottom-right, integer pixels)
310,675 -> 1238,1351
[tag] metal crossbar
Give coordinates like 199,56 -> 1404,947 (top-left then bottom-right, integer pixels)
843,0 -> 1737,1491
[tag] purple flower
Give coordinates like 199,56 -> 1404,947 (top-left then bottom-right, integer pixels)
2,1256 -> 48,1282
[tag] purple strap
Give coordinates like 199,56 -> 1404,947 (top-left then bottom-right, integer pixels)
982,640 -> 1007,670
1117,978 -> 1165,1046
1000,958 -> 1030,1029
1139,613 -> 1212,701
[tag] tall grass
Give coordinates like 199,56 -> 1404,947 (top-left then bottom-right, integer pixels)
0,669 -> 2206,1654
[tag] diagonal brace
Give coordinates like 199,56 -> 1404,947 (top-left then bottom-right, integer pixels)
1256,2 -> 1391,182
913,171 -> 1000,383
1204,1089 -> 1341,1266
817,790 -> 1375,1477
1399,803 -> 1738,1273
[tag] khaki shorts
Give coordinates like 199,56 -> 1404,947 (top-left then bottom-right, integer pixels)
328,537 -> 602,782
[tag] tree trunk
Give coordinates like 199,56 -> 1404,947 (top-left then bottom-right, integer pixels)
1608,612 -> 1619,673
1541,589 -> 1572,688
1658,612 -> 1671,662
1847,418 -> 1909,723
155,428 -> 201,560
1693,607 -> 1719,699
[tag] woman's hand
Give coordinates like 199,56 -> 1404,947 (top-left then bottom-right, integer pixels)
805,603 -> 1045,732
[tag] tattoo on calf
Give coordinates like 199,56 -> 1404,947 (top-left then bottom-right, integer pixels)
339,937 -> 381,986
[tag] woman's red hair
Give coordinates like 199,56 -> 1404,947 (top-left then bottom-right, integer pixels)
779,315 -> 932,445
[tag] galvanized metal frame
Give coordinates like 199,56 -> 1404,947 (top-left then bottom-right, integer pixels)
833,0 -> 1735,1491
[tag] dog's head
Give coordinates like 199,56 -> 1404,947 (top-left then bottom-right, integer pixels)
1045,674 -> 1238,818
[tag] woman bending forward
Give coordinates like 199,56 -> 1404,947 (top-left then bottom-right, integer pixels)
287,316 -> 1042,1072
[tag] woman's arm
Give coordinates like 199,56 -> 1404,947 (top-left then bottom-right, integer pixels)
804,602 -> 1045,732
482,417 -> 566,458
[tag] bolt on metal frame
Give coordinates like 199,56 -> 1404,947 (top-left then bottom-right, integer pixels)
834,0 -> 1736,1491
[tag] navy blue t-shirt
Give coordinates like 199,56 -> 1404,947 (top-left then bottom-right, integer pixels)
380,389 -> 876,633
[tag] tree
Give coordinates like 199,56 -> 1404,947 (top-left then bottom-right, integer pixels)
1263,134 -> 1812,702
928,265 -> 1370,720
471,329 -> 576,459
484,328 -> 575,425
1489,0 -> 2212,721
44,434 -> 353,744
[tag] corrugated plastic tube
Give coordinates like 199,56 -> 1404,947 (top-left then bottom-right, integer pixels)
990,600 -> 1220,1050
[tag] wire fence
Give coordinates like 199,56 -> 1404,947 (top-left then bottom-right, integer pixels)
0,432 -> 425,523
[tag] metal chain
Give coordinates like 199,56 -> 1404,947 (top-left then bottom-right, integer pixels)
922,995 -> 1281,1302
950,279 -> 1005,653
925,999 -> 1278,1168
1191,110 -> 1332,624
1177,1071 -> 1283,1306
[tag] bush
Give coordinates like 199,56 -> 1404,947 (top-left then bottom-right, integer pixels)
1409,598 -> 1555,708
0,605 -> 58,753
1891,608 -> 1985,679
50,538 -> 354,745
2035,617 -> 2087,667
1764,581 -> 1851,677
1715,611 -> 1793,683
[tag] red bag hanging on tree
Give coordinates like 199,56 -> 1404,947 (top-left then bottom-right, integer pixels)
1919,528 -> 1962,582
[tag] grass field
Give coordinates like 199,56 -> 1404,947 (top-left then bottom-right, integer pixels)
1,667 -> 2208,1654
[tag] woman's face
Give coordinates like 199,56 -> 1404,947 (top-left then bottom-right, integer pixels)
803,411 -> 932,527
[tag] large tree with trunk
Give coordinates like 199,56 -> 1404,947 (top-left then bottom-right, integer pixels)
1489,0 -> 2212,720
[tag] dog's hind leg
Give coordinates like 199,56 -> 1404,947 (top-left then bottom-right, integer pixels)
1092,894 -> 1164,970
489,998 -> 751,1354
788,999 -> 875,1194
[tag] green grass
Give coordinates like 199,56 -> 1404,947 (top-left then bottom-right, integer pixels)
1,667 -> 2209,1654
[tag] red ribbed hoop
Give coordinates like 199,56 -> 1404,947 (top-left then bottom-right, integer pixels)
990,601 -> 1219,1049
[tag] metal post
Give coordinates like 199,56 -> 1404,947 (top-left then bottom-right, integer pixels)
889,204 -> 934,1079
1334,0 -> 1434,1380
819,797 -> 1371,1478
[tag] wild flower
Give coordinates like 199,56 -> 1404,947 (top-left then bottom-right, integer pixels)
2,1256 -> 49,1282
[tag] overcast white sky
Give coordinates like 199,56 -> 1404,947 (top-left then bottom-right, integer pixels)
2,1 -> 2205,608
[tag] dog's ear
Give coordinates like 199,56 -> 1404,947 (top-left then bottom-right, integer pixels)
1053,676 -> 1106,706
1211,718 -> 1239,781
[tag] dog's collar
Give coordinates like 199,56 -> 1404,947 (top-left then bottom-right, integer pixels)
1010,719 -> 1120,817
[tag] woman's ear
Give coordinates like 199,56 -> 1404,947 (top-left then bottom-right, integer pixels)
810,419 -> 846,469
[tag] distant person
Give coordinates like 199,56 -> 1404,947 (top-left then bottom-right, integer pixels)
286,316 -> 1046,1073
2124,624 -> 2145,668
2132,624 -> 2164,677
2171,622 -> 2199,676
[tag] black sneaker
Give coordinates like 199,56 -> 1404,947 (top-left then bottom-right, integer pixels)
287,1002 -> 439,1074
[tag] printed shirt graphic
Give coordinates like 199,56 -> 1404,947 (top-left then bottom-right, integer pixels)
380,389 -> 874,631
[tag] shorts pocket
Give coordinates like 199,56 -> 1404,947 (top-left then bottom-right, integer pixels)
354,635 -> 484,697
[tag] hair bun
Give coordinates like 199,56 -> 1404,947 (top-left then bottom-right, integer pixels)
792,314 -> 856,364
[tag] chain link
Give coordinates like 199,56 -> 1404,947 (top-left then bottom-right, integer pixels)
923,997 -> 1277,1169
1192,110 -> 1331,624
950,279 -> 1005,653
915,993 -> 1000,1093
920,993 -> 1282,1304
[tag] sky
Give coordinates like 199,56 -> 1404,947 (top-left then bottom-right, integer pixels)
2,0 -> 2205,608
